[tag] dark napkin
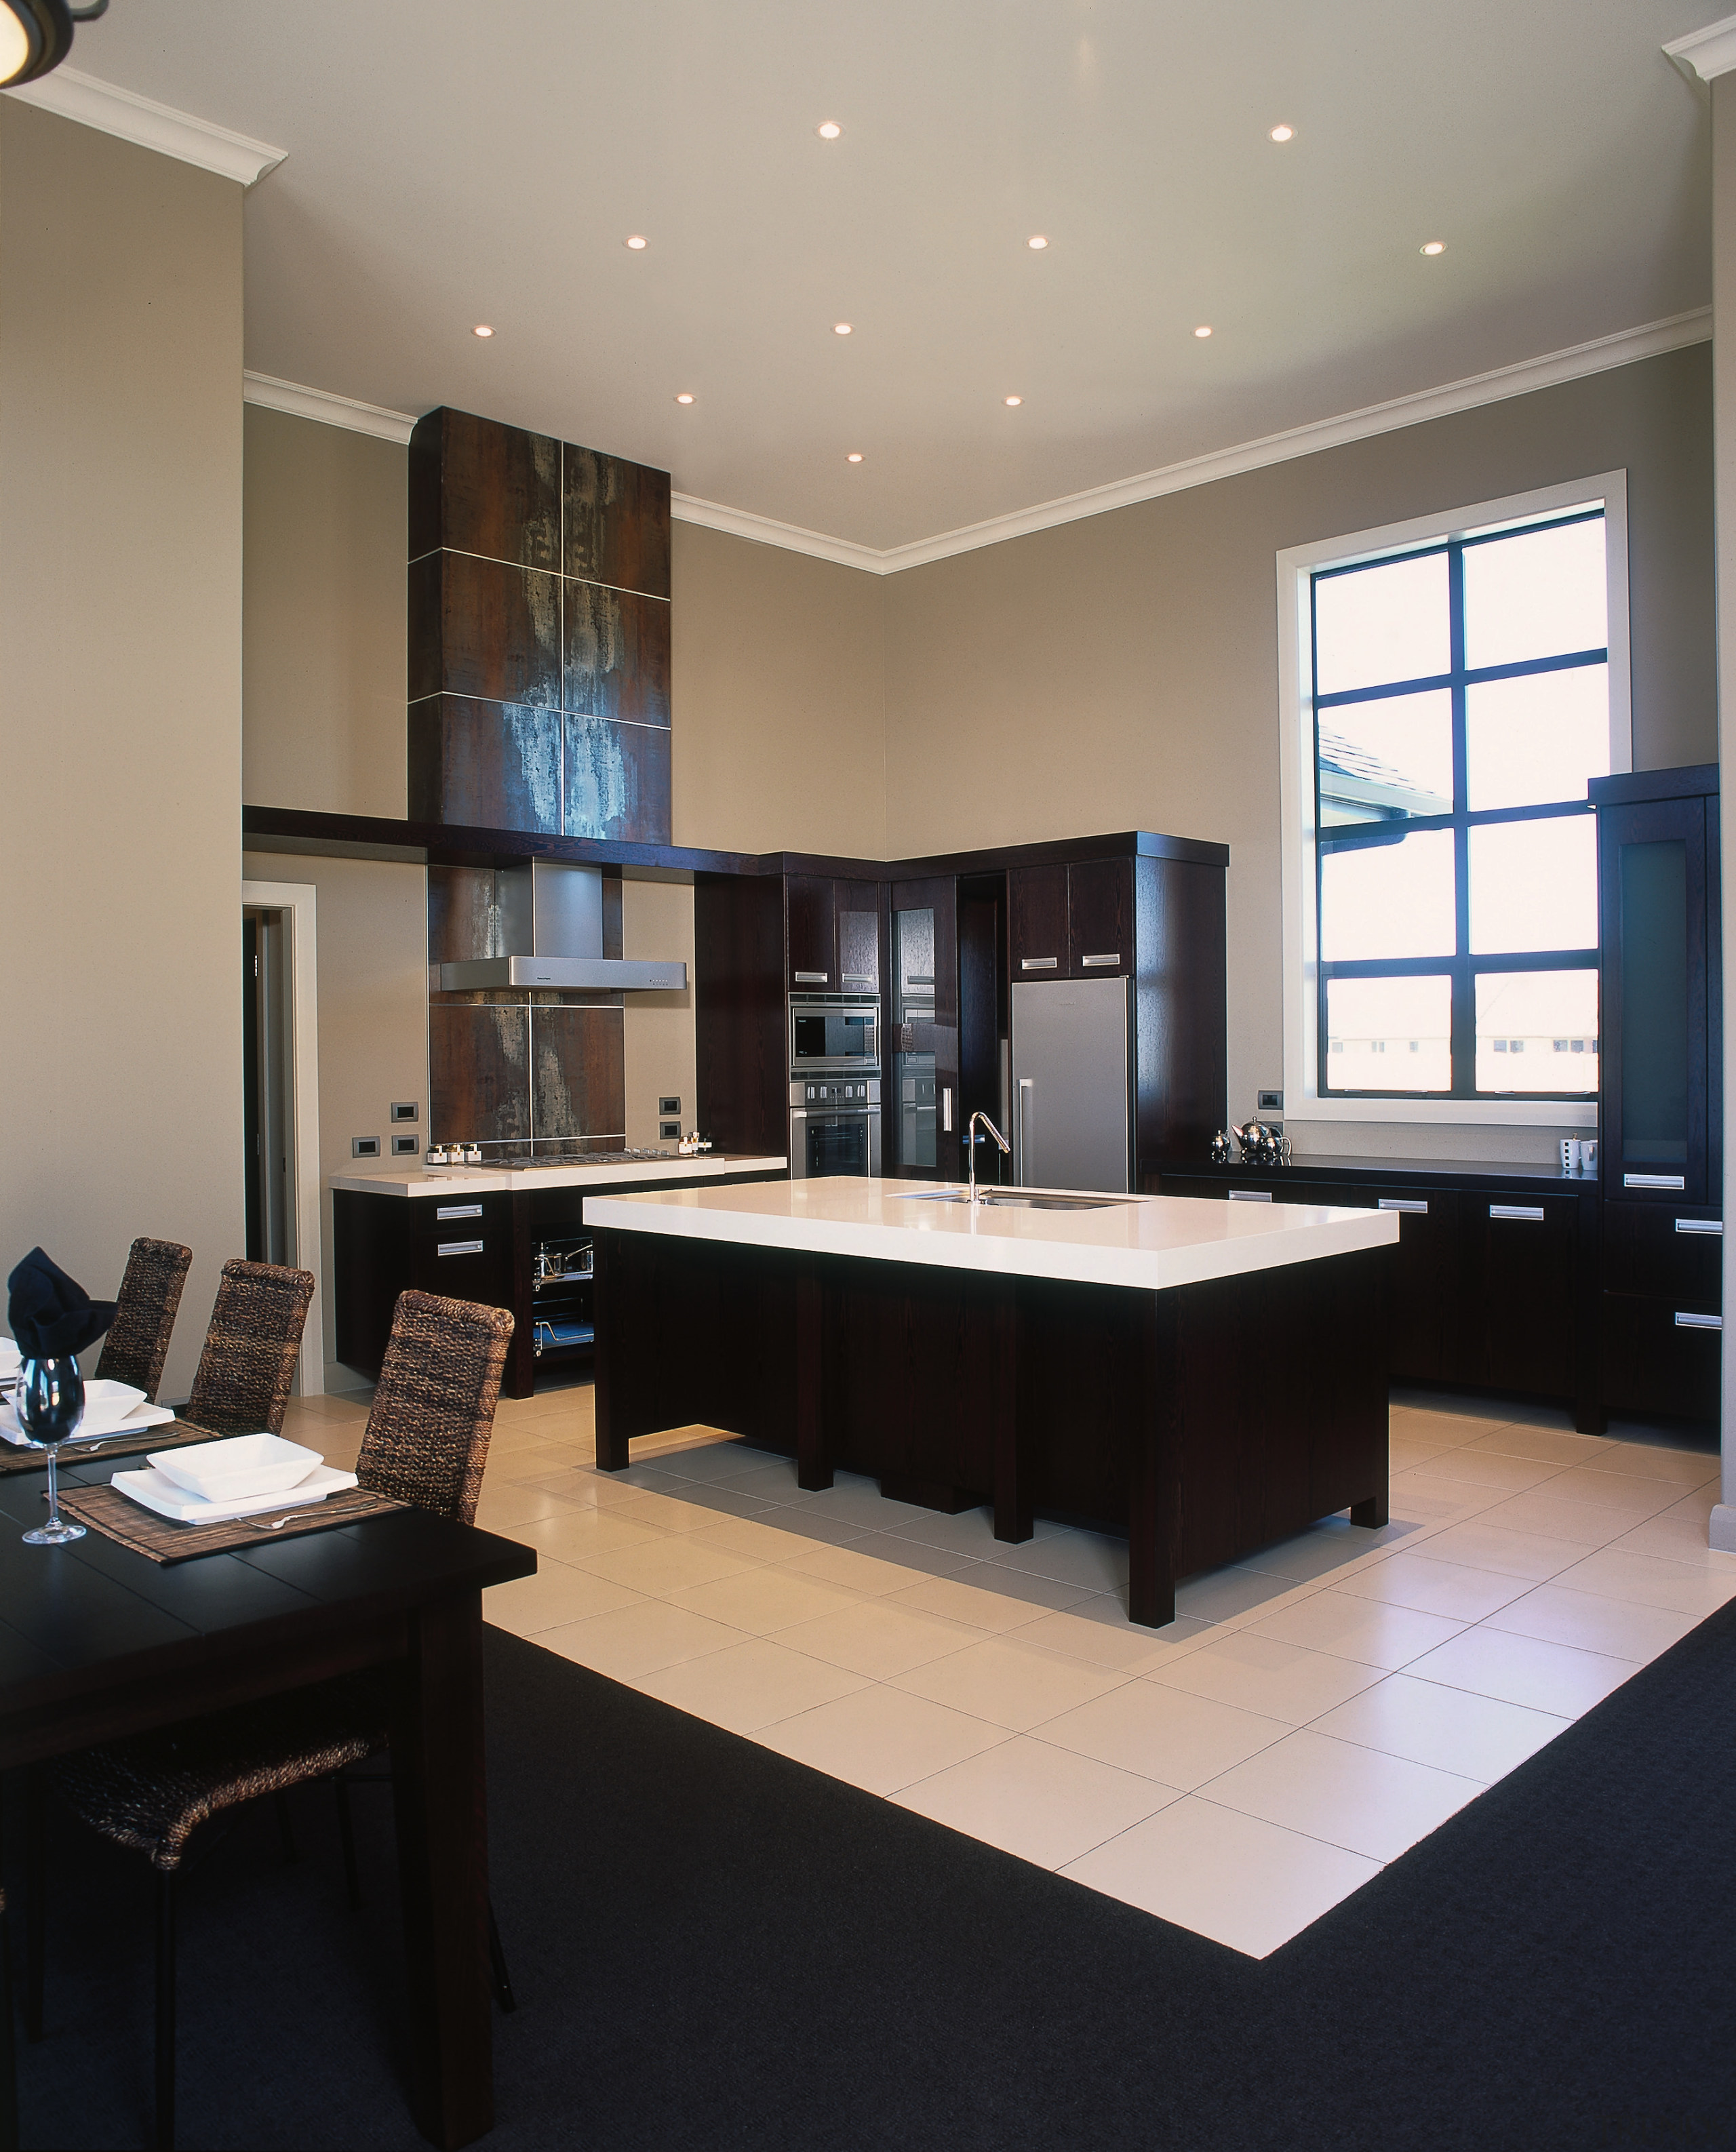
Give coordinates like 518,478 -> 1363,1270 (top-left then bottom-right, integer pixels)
6,1248 -> 117,1361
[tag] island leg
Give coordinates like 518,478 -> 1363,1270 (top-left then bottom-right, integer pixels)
795,1258 -> 833,1492
992,1287 -> 1029,1543
592,1230 -> 628,1471
1126,1294 -> 1177,1629
1351,1491 -> 1389,1528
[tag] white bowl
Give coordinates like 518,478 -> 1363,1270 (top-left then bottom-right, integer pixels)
150,1433 -> 322,1502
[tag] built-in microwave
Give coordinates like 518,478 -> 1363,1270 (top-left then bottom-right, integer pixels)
789,994 -> 880,1077
790,1077 -> 882,1180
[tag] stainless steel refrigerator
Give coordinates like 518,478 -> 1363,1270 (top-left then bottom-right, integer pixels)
1010,976 -> 1133,1193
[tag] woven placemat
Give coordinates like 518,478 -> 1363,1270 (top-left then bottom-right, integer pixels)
54,1482 -> 406,1564
0,1418 -> 227,1477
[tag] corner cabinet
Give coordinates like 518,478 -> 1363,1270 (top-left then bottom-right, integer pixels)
1591,764 -> 1723,1425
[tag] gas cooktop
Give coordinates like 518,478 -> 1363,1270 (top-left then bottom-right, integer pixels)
498,1149 -> 686,1171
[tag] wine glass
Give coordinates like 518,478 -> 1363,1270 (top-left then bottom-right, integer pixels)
15,1354 -> 88,1545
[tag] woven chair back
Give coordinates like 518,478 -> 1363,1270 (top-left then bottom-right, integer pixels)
355,1290 -> 514,1525
180,1259 -> 315,1436
94,1238 -> 192,1403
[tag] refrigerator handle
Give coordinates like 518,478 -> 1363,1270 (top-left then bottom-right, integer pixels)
1016,1077 -> 1034,1183
941,1087 -> 953,1134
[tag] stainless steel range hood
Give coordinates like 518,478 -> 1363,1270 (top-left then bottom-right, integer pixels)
436,860 -> 688,993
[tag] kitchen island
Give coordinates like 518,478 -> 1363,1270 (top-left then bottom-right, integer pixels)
587,1178 -> 1400,1626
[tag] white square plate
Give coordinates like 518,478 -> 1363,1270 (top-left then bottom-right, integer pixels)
150,1433 -> 323,1502
112,1462 -> 360,1523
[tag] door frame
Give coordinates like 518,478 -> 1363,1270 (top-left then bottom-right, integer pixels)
241,879 -> 324,1397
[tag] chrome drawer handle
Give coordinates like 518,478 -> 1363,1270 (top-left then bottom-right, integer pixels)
1019,957 -> 1059,971
1675,1218 -> 1723,1235
1490,1205 -> 1544,1222
437,1239 -> 484,1256
1625,1174 -> 1686,1190
1379,1198 -> 1427,1214
1228,1189 -> 1273,1203
793,971 -> 829,984
435,1204 -> 484,1220
1675,1311 -> 1722,1331
1080,953 -> 1120,968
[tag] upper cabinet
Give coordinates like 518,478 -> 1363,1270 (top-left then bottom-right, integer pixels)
1008,858 -> 1133,980
786,875 -> 882,993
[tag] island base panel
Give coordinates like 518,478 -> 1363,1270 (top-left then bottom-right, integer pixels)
592,1229 -> 1389,1627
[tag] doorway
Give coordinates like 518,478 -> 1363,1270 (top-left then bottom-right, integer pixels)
243,908 -> 295,1264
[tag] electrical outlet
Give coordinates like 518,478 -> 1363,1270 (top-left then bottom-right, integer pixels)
1257,1090 -> 1284,1113
391,1101 -> 419,1123
659,1119 -> 682,1140
658,1096 -> 681,1115
351,1136 -> 381,1159
391,1134 -> 419,1156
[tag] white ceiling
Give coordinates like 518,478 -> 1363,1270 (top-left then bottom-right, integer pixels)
54,0 -> 1722,551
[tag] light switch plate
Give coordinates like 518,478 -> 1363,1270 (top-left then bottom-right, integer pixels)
1257,1090 -> 1284,1113
659,1119 -> 681,1140
658,1096 -> 681,1115
391,1101 -> 419,1123
351,1136 -> 381,1158
391,1134 -> 420,1156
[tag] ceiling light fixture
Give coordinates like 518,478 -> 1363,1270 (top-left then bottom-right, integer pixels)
1194,325 -> 1212,338
816,121 -> 842,140
846,452 -> 863,462
473,325 -> 494,338
1269,124 -> 1294,142
833,321 -> 853,336
1421,241 -> 1446,256
1004,395 -> 1022,407
0,0 -> 106,89
625,235 -> 648,250
675,393 -> 694,405
1027,235 -> 1048,250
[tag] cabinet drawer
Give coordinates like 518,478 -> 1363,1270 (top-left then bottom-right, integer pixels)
411,1233 -> 509,1307
1600,1292 -> 1721,1420
1459,1194 -> 1579,1399
1602,1202 -> 1722,1304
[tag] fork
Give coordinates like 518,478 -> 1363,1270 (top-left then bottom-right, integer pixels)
241,1495 -> 374,1532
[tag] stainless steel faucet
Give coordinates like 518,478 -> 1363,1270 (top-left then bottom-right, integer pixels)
967,1110 -> 1011,1204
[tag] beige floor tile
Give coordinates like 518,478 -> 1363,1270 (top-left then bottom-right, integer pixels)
886,1567 -> 1099,1631
1661,1483 -> 1719,1526
1471,1490 -> 1638,1548
1403,1625 -> 1638,1717
710,1460 -> 814,1503
568,1532 -> 761,1596
1396,1449 -> 1564,1494
1309,1673 -> 1571,1784
873,1507 -> 1011,1557
1174,1566 -> 1304,1622
1231,1524 -> 1389,1585
536,1599 -> 751,1680
1545,1545 -> 1736,1616
1592,1439 -> 1720,1488
1059,1797 -> 1379,1959
1250,1589 -> 1466,1670
1145,1632 -> 1383,1725
513,1507 -> 667,1566
1410,1518 -> 1596,1582
1389,1435 -> 1465,1473
784,1481 -> 939,1533
777,1599 -> 989,1679
688,1513 -> 844,1563
1006,1604 -> 1217,1674
473,1483 -> 599,1533
663,1564 -> 862,1635
633,1637 -> 871,1734
650,1439 -> 779,1483
890,1634 -> 1132,1730
895,1736 -> 1181,1870
1037,1680 -> 1286,1789
1336,1551 -> 1533,1622
1610,1513 -> 1736,1568
1384,1475 -> 1493,1521
1200,1728 -> 1479,1863
754,1683 -> 1008,1794
982,1530 -> 1130,1593
592,1488 -> 757,1534
781,1540 -> 974,1596
1388,1403 -> 1509,1443
1480,1582 -> 1702,1662
483,1565 -> 645,1636
1524,1467 -> 1685,1524
1459,1425 -> 1612,1469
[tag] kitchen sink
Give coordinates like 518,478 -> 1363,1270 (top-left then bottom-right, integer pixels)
896,1189 -> 1132,1212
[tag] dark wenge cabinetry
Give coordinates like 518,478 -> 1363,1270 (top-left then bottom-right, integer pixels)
1009,858 -> 1134,981
786,875 -> 882,992
1591,764 -> 1722,1424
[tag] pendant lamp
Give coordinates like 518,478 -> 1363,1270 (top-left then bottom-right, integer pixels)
0,0 -> 108,89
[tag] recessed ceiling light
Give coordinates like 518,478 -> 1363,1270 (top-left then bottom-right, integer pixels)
625,234 -> 648,250
675,393 -> 694,405
816,121 -> 842,140
473,324 -> 494,338
846,452 -> 863,462
833,321 -> 853,335
1269,124 -> 1294,142
1194,325 -> 1212,338
1027,235 -> 1048,250
1421,241 -> 1446,256
1004,395 -> 1022,407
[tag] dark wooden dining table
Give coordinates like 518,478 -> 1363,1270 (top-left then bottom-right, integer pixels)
0,1452 -> 534,2151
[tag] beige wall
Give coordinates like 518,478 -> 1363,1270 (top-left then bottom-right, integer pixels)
884,346 -> 1716,1161
0,105 -> 245,1399
621,881 -> 698,1148
243,403 -> 408,819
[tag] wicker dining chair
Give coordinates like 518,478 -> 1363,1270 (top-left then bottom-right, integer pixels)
32,1290 -> 515,2151
93,1239 -> 192,1403
178,1258 -> 315,1435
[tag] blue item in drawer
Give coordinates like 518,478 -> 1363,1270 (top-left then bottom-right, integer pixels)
534,1321 -> 595,1351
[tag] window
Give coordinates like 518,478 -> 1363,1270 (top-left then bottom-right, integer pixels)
1279,476 -> 1630,1127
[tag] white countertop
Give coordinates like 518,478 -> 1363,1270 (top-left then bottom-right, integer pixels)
330,1154 -> 787,1199
585,1176 -> 1398,1294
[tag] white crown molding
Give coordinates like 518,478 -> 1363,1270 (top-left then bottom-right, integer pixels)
1664,16 -> 1736,83
4,66 -> 287,186
245,305 -> 1712,574
243,372 -> 416,445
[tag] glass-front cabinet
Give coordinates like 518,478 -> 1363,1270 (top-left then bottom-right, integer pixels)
889,877 -> 958,1180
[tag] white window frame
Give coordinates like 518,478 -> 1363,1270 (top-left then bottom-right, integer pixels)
1276,471 -> 1631,1128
